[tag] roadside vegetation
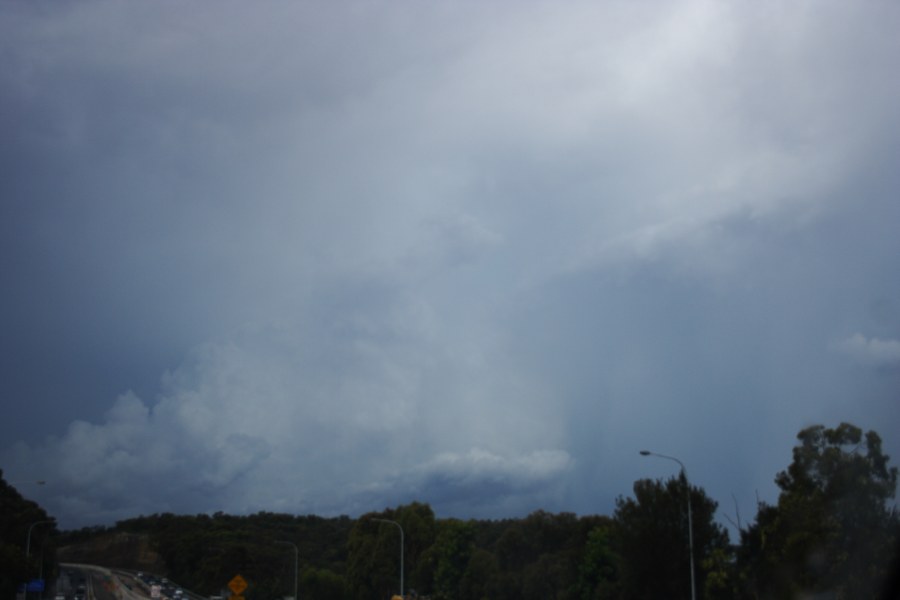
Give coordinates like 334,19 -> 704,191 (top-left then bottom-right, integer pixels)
4,422 -> 898,599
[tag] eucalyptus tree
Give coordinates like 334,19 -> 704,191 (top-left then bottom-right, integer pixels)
739,422 -> 898,599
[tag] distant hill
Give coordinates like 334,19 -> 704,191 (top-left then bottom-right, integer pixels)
57,532 -> 166,573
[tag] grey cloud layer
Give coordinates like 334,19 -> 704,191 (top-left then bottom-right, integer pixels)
6,322 -> 570,524
2,0 -> 899,528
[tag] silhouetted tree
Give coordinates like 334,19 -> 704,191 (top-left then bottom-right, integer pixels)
738,422 -> 898,599
614,475 -> 730,600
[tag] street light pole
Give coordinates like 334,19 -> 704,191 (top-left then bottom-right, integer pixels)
24,520 -> 54,600
25,520 -> 55,558
275,541 -> 298,600
38,536 -> 50,600
372,518 -> 404,599
640,450 -> 696,600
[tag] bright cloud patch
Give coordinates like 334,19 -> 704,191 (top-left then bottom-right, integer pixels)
3,318 -> 568,524
412,448 -> 573,498
833,333 -> 900,368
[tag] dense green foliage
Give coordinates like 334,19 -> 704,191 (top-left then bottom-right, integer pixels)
736,423 -> 899,599
108,511 -> 355,599
614,475 -> 730,600
0,471 -> 58,600
6,422 -> 899,599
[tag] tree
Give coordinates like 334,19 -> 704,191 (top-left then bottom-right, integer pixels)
576,523 -> 620,600
0,472 -> 58,600
740,422 -> 898,599
613,475 -> 730,600
396,501 -> 438,594
459,548 -> 499,600
299,566 -> 351,600
346,516 -> 398,600
346,503 -> 436,600
431,519 -> 475,600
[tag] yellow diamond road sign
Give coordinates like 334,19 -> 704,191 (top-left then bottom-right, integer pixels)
228,575 -> 248,596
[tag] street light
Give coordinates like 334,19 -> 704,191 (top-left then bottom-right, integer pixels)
275,540 -> 298,600
640,450 -> 696,600
371,518 -> 404,599
25,520 -> 55,558
24,520 -> 55,600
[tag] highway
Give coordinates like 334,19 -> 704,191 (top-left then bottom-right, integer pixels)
58,565 -> 195,600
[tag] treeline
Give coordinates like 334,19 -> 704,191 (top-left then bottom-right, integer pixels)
34,423 -> 900,598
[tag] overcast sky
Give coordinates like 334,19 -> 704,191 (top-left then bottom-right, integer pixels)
2,0 -> 899,532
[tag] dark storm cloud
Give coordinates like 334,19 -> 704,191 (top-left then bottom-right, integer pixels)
1,0 -> 899,529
